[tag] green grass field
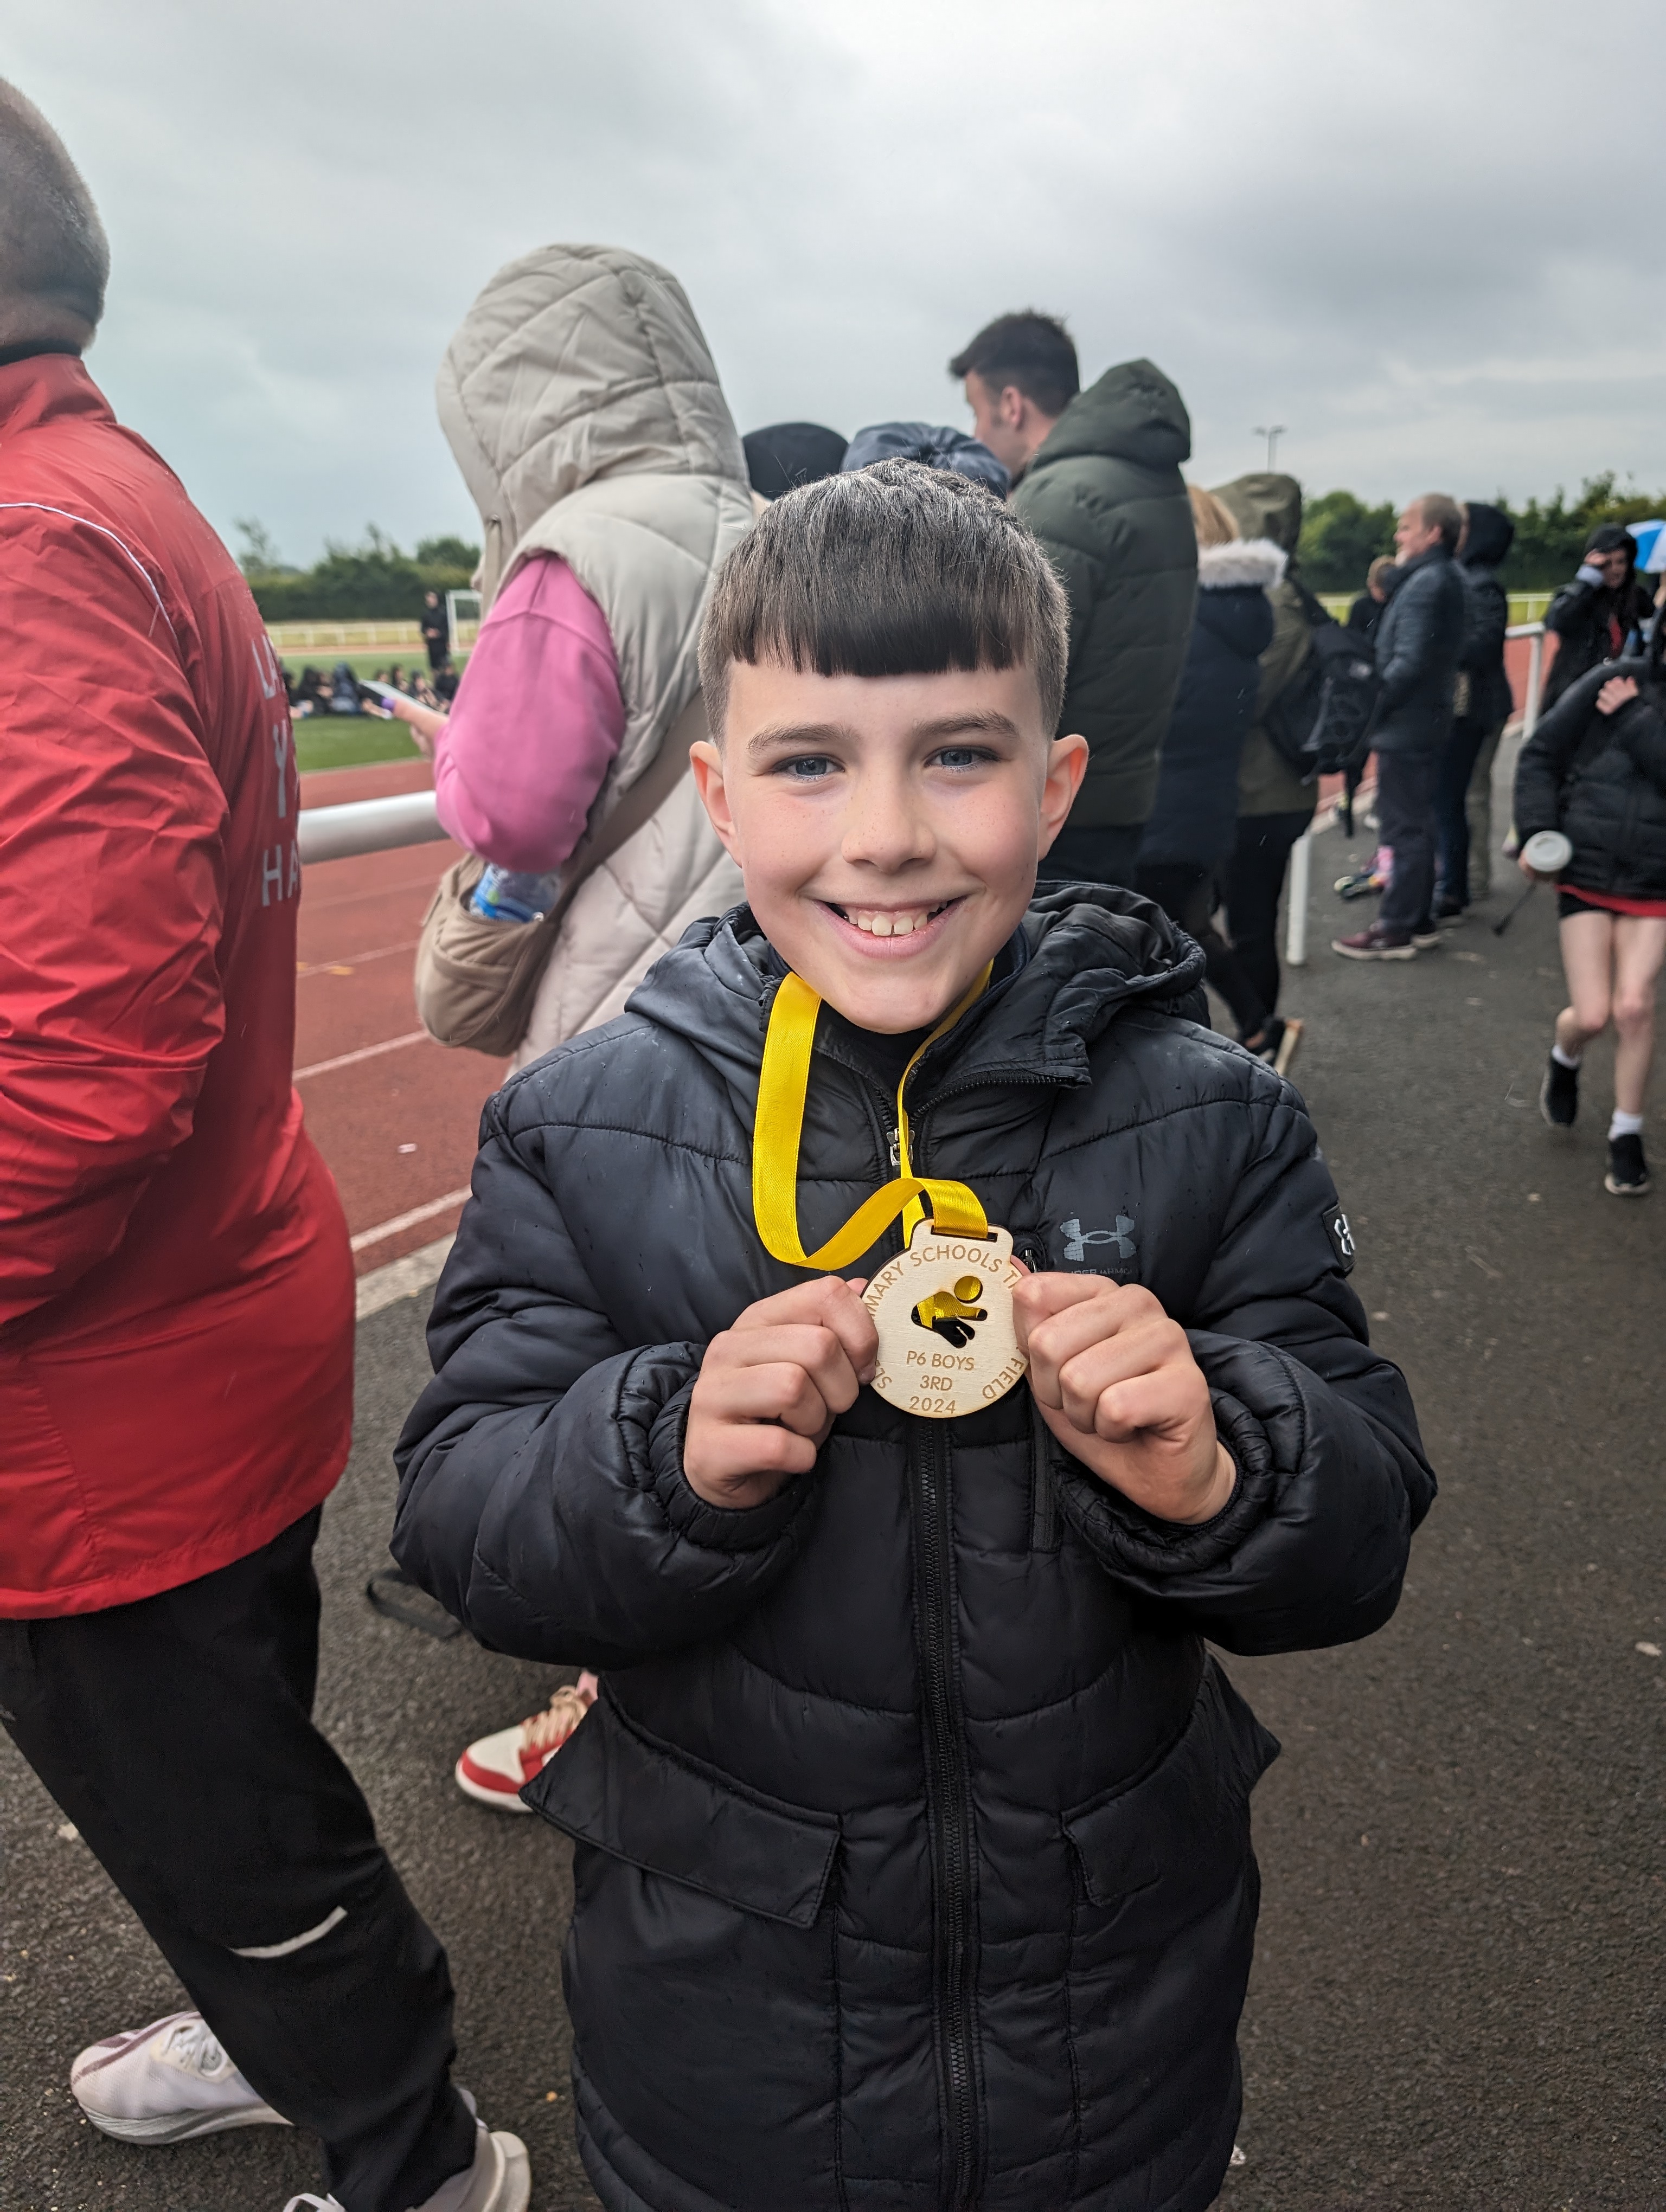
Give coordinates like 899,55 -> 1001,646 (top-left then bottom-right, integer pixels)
294,716 -> 425,775
286,646 -> 468,773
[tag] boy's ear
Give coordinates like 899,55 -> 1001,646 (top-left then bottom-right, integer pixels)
689,740 -> 744,865
1037,732 -> 1089,856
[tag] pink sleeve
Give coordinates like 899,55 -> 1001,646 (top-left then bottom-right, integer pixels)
432,552 -> 625,874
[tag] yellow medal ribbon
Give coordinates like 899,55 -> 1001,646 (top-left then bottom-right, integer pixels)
753,964 -> 994,1270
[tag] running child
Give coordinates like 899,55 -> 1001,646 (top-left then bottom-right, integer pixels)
1517,650 -> 1666,1195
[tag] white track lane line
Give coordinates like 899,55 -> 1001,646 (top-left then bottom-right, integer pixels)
350,1189 -> 472,1255
355,1234 -> 457,1319
294,1030 -> 430,1081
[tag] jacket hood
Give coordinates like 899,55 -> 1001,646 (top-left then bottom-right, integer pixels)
626,884 -> 1206,1111
1196,537 -> 1286,591
1213,473 -> 1303,558
843,421 -> 1009,498
436,243 -> 747,602
1459,500 -> 1514,569
1029,358 -> 1190,475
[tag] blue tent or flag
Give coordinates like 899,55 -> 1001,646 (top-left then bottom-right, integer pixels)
1627,518 -> 1666,572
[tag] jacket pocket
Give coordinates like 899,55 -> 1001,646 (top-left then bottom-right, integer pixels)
1063,1660 -> 1278,1935
524,1689 -> 841,1928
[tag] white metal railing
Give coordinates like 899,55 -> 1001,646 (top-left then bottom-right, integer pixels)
298,789 -> 444,865
1283,621 -> 1547,967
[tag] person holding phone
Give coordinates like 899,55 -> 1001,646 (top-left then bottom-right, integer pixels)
1515,646 -> 1666,1196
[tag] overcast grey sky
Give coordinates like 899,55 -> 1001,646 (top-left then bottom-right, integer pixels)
11,0 -> 1664,562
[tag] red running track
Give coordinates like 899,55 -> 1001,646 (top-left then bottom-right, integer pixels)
297,760 -> 507,1277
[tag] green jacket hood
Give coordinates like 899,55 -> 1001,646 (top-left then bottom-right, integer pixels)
1030,357 -> 1190,474
1214,473 -> 1303,559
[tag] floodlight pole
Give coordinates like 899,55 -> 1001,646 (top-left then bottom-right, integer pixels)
1253,425 -> 1287,471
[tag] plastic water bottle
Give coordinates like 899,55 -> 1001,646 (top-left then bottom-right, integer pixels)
470,865 -> 559,923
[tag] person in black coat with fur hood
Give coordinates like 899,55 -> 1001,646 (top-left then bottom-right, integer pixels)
1515,633 -> 1666,1196
1136,487 -> 1291,1066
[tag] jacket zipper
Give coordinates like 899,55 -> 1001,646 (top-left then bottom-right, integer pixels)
907,1413 -> 982,2209
899,1093 -> 985,2208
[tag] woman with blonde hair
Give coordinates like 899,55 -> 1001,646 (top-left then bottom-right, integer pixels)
1135,485 -> 1296,1066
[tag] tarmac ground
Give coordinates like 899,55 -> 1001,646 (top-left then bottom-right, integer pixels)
5,735 -> 1665,2211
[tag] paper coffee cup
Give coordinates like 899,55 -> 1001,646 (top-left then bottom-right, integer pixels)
1521,829 -> 1572,877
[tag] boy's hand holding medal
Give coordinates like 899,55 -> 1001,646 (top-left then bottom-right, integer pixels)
1015,1274 -> 1235,1525
685,1277 -> 877,1508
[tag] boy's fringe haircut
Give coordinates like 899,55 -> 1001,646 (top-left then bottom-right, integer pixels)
699,460 -> 1069,735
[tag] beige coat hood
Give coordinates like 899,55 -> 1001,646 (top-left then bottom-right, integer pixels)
436,244 -> 752,1062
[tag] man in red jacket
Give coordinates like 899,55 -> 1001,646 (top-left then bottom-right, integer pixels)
0,83 -> 527,2212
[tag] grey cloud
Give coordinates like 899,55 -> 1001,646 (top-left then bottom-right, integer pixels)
10,0 -> 1662,561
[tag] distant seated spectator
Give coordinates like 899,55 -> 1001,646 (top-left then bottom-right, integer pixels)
433,664 -> 460,704
742,421 -> 847,501
842,420 -> 1009,498
1347,554 -> 1398,639
294,664 -> 329,717
328,661 -> 360,714
1544,523 -> 1657,709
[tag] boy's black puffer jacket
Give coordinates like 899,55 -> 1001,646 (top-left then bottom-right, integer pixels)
1514,661 -> 1666,901
394,889 -> 1436,2212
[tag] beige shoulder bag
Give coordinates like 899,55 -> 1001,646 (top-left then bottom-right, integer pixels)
413,692 -> 706,1058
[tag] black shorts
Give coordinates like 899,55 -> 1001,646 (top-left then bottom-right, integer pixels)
1558,886 -> 1666,920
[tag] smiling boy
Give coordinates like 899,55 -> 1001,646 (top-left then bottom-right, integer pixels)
395,462 -> 1434,2212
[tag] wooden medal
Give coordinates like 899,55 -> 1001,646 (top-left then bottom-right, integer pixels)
863,1222 -> 1026,1419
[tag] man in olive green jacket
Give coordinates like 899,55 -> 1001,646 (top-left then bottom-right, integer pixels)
952,312 -> 1196,885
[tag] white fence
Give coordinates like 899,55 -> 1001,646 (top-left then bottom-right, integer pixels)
267,617 -> 479,655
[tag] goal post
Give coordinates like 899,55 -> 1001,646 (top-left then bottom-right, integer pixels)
444,589 -> 482,658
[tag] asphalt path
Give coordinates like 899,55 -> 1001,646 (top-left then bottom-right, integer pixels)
7,743 -> 1665,2211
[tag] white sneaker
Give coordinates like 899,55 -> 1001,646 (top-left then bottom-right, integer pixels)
454,1674 -> 598,1811
71,2009 -> 290,2143
283,2119 -> 531,2212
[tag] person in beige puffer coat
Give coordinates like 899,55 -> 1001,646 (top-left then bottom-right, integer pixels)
395,245 -> 754,1801
396,242 -> 753,1068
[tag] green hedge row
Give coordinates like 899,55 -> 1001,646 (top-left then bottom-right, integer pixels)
238,524 -> 479,621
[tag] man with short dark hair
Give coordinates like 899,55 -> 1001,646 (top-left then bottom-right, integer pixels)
1334,492 -> 1468,959
0,78 -> 526,2212
949,311 -> 1197,886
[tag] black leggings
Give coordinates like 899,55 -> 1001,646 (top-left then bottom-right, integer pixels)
1221,812 -> 1312,1024
1136,859 -> 1272,1042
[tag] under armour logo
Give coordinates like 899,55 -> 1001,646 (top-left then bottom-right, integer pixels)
1061,1216 -> 1136,1263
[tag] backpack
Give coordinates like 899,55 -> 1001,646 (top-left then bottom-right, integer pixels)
1265,583 -> 1382,782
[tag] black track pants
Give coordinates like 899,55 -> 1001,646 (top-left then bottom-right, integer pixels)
1223,811 -> 1312,1018
0,1509 -> 478,2212
1135,860 -> 1271,1041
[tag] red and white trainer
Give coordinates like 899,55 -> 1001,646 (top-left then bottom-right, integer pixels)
71,2010 -> 289,2142
453,1674 -> 598,1811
